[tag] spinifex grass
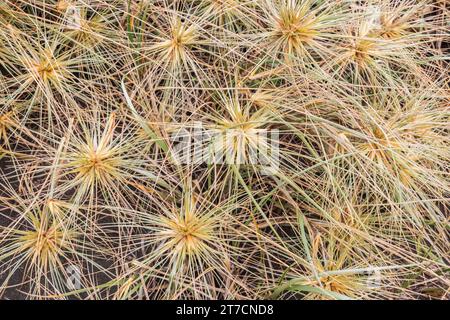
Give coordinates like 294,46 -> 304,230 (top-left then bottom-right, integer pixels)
0,0 -> 448,300
104,181 -> 252,299
0,190 -> 89,298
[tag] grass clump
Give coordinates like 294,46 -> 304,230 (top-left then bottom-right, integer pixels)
0,0 -> 448,300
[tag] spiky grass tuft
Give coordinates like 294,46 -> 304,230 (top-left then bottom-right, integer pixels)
0,0 -> 448,300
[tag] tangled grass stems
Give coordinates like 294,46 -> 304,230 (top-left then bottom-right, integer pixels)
0,0 -> 448,300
